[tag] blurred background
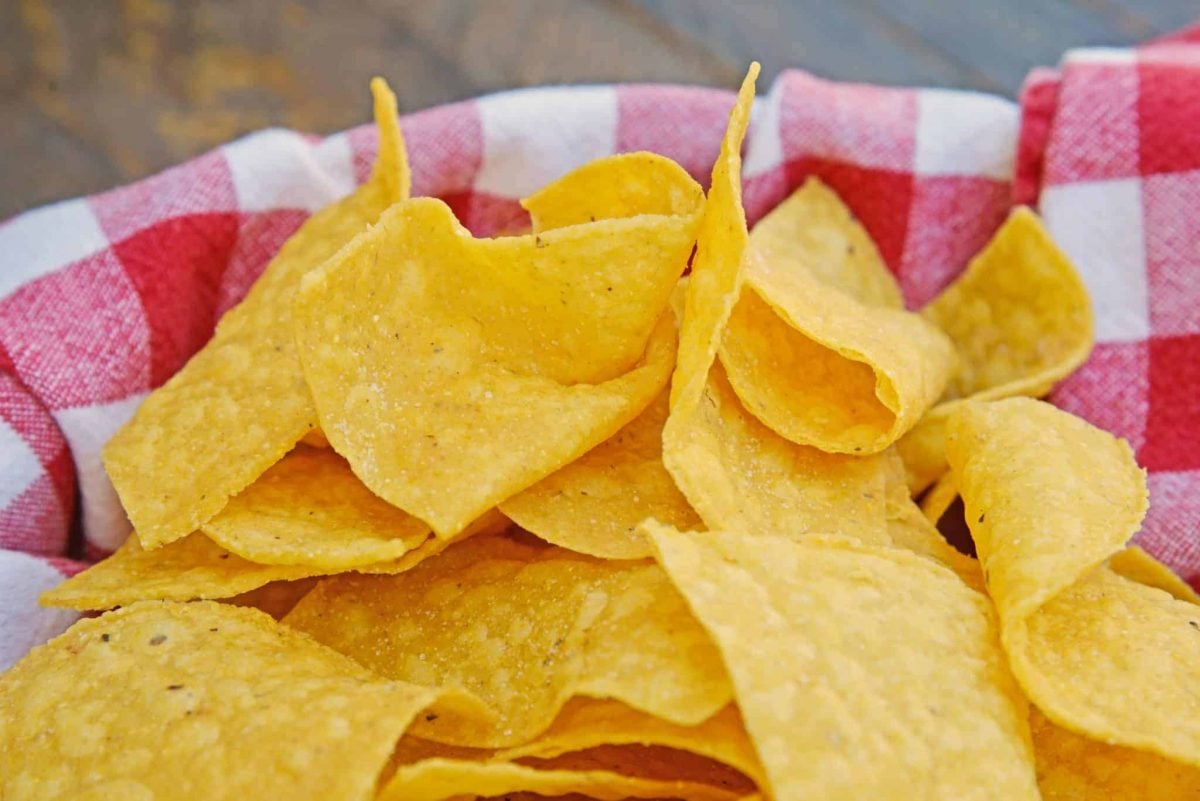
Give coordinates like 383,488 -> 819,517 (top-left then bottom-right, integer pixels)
2,0 -> 1194,218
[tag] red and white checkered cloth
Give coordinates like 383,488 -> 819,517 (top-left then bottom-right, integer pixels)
2,28 -> 1198,667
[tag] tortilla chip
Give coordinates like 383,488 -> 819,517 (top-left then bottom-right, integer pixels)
378,747 -> 745,801
946,399 -> 1146,623
721,191 -> 955,454
882,452 -> 983,593
666,65 -> 755,417
1030,708 -> 1200,800
295,189 -> 687,535
501,390 -> 701,559
0,601 -> 438,801
647,524 -> 1039,800
496,155 -> 706,559
748,177 -> 903,308
201,445 -> 431,569
105,79 -> 410,548
661,65 -> 889,541
898,208 -> 1093,492
671,361 -> 889,542
227,577 -> 320,619
283,534 -> 733,747
41,510 -> 508,611
919,471 -> 959,525
948,398 -> 1200,766
1108,545 -> 1200,604
926,209 -> 1093,402
496,699 -> 766,790
1019,568 -> 1200,764
522,151 -> 705,230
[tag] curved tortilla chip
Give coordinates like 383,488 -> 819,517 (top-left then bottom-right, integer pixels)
662,65 -> 889,542
748,177 -> 902,309
495,700 -> 765,791
919,471 -> 959,525
1030,708 -> 1200,800
202,445 -> 431,569
0,601 -> 439,801
882,452 -> 983,593
646,524 -> 1039,801
283,535 -> 733,748
721,250 -> 955,454
295,192 -> 685,536
672,361 -> 889,543
522,152 -> 704,230
500,391 -> 701,560
41,510 -> 508,610
899,208 -> 1093,492
497,155 -> 706,559
104,79 -> 410,548
947,398 -> 1200,766
1108,545 -> 1200,604
378,749 -> 744,801
722,180 -> 952,455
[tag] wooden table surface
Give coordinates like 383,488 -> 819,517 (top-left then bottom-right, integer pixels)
3,0 -> 1194,219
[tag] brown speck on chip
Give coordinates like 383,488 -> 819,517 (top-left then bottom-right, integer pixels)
424,713 -> 438,722
149,635 -> 167,646
100,633 -> 110,642
167,684 -> 185,691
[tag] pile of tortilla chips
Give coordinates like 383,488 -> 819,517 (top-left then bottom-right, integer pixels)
2,68 -> 1194,801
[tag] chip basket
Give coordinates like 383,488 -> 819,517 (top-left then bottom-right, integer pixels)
2,25 -> 1200,669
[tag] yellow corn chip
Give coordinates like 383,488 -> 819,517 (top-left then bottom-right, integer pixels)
520,745 -> 752,794
378,748 -> 745,801
522,151 -> 705,230
382,736 -> 753,796
882,452 -> 983,593
500,391 -> 701,559
0,601 -> 439,801
672,361 -> 889,542
667,66 -> 755,417
919,471 -> 959,525
1018,567 -> 1200,764
283,535 -> 733,747
899,208 -> 1093,492
927,210 -> 1093,402
41,509 -> 508,610
662,65 -> 889,542
1108,545 -> 1200,604
227,577 -> 320,619
646,523 -> 1039,801
946,399 -> 1145,624
720,180 -> 955,455
948,398 -> 1200,766
496,154 -> 707,558
721,252 -> 955,455
496,699 -> 766,790
201,445 -> 431,569
748,177 -> 903,309
294,190 -> 688,536
1030,708 -> 1200,800
105,79 -> 410,548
